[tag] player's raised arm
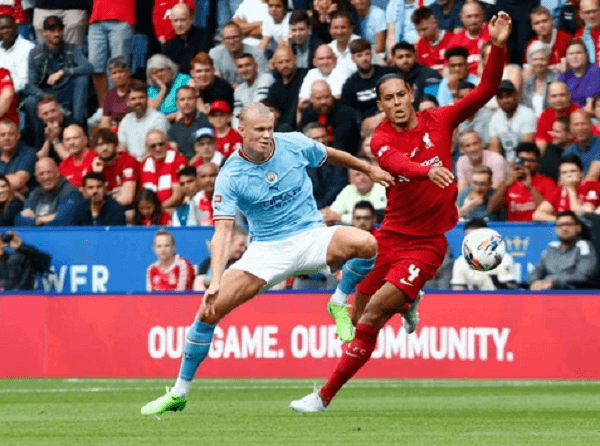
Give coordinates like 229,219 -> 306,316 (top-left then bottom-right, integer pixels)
203,218 -> 234,317
447,12 -> 512,128
325,146 -> 395,187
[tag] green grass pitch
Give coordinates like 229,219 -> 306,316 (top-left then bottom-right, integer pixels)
1,379 -> 600,446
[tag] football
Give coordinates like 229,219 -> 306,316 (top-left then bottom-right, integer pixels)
461,228 -> 506,272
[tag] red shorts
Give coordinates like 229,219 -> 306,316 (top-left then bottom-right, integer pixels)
356,231 -> 448,301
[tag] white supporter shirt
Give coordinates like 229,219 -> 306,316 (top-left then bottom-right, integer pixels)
0,35 -> 35,92
488,104 -> 537,162
298,66 -> 348,100
234,0 -> 293,47
330,183 -> 387,225
328,34 -> 361,80
451,252 -> 516,290
118,108 -> 170,160
262,11 -> 291,47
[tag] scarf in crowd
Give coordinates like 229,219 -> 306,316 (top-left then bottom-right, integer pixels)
583,25 -> 596,64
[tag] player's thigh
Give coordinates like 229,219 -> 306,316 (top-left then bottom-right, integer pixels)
326,226 -> 377,270
199,268 -> 266,323
360,282 -> 411,330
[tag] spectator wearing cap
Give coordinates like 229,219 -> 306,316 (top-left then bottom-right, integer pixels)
0,120 -> 36,195
98,56 -> 132,129
341,39 -> 395,120
208,21 -> 269,88
520,40 -> 559,118
562,109 -> 600,178
87,0 -> 136,112
190,126 -> 224,168
299,79 -> 361,155
139,129 -> 188,210
436,46 -> 478,107
89,128 -> 139,207
162,3 -> 212,75
32,0 -> 88,48
72,172 -> 126,226
232,53 -> 274,124
488,80 -> 537,162
207,100 -> 242,159
146,54 -> 191,115
0,12 -> 35,94
390,41 -> 442,107
0,69 -> 19,127
24,15 -> 93,127
58,123 -> 96,188
167,85 -> 210,159
558,38 -> 600,110
189,52 -> 235,116
118,80 -> 170,160
14,157 -> 83,226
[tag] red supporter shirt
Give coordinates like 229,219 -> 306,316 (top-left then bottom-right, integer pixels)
0,69 -> 19,126
524,29 -> 571,67
592,124 -> 600,137
447,24 -> 491,74
550,181 -> 600,212
59,150 -> 97,188
139,149 -> 188,204
142,212 -> 172,226
370,44 -> 505,237
535,103 -> 580,143
146,254 -> 194,291
575,26 -> 600,68
416,30 -> 454,71
193,190 -> 214,226
89,0 -> 136,25
100,151 -> 139,193
215,128 -> 242,158
152,0 -> 196,42
505,175 -> 557,221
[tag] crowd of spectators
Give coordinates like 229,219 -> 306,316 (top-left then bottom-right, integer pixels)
1,0 -> 600,290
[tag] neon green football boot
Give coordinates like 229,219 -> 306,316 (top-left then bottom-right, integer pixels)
141,387 -> 187,415
327,301 -> 355,342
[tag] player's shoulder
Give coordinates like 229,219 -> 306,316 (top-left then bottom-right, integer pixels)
273,131 -> 312,147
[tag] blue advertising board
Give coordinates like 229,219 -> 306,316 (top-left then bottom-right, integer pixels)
0,223 -> 559,293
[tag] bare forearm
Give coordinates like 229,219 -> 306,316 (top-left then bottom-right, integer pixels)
488,183 -> 509,213
209,223 -> 234,285
325,146 -> 372,174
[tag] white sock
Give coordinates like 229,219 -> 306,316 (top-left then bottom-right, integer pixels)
172,378 -> 192,397
330,288 -> 348,306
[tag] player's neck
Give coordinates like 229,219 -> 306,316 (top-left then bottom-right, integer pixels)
160,256 -> 175,270
390,114 -> 418,131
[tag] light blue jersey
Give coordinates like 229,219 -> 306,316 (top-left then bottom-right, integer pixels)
212,132 -> 327,241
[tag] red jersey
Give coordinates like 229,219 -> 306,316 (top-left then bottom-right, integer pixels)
550,181 -> 600,212
141,211 -> 172,226
416,30 -> 454,71
0,0 -> 27,24
575,26 -> 600,68
146,254 -> 194,291
89,0 -> 136,25
192,190 -> 214,226
370,44 -> 505,237
535,103 -> 580,143
139,149 -> 188,204
100,151 -> 139,193
524,29 -> 571,67
592,124 -> 600,137
447,24 -> 491,74
59,150 -> 97,188
215,128 -> 242,158
505,175 -> 557,221
0,69 -> 19,126
152,0 -> 195,42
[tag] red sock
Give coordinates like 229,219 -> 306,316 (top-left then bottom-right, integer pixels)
319,323 -> 379,404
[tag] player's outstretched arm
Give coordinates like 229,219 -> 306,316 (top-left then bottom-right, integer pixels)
202,218 -> 234,317
447,12 -> 512,127
325,146 -> 395,187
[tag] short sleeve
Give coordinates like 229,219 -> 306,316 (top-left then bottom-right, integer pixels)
488,113 -> 501,138
212,172 -> 238,219
295,133 -> 327,167
121,156 -> 139,182
456,156 -> 468,183
373,8 -> 387,33
520,107 -> 537,134
385,0 -> 398,24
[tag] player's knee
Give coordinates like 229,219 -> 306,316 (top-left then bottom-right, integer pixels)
359,303 -> 388,330
356,233 -> 377,258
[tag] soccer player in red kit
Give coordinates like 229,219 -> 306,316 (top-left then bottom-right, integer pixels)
291,11 -> 513,413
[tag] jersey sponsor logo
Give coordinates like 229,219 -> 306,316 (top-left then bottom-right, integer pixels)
259,186 -> 302,210
421,156 -> 442,167
265,171 -> 278,184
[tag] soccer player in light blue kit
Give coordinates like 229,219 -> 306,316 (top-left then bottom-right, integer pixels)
141,102 -> 395,415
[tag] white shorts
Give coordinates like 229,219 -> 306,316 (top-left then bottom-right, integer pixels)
230,226 -> 339,290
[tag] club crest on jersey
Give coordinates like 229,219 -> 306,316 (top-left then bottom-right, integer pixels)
265,171 -> 278,184
214,194 -> 223,203
423,132 -> 433,148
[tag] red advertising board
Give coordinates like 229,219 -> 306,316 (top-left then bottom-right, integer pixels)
2,292 -> 600,379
